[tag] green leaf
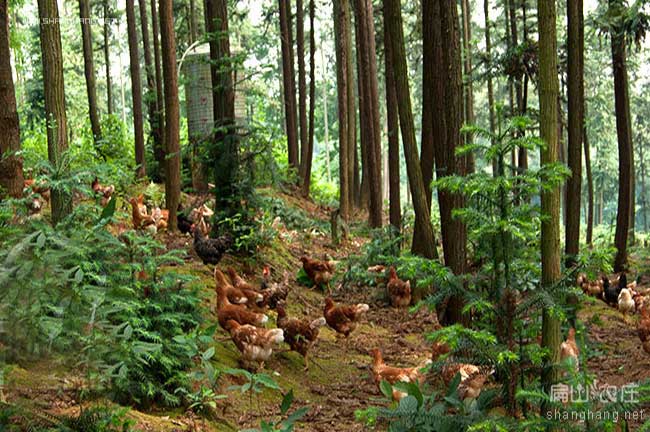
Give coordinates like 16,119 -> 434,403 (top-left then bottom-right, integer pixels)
202,347 -> 215,361
99,195 -> 116,221
380,380 -> 393,399
281,389 -> 294,414
282,406 -> 309,426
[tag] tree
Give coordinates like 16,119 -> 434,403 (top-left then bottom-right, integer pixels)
460,0 -> 475,173
78,0 -> 102,149
538,0 -> 562,405
609,0 -> 633,273
301,0 -> 316,196
151,0 -> 165,179
333,0 -> 355,220
139,0 -> 164,182
37,0 -> 72,223
103,0 -> 113,115
296,0 -> 308,183
383,0 -> 437,260
384,14 -> 400,232
584,121 -> 594,245
279,0 -> 299,171
0,0 -> 24,198
159,0 -> 180,230
483,0 -> 497,172
126,0 -> 146,178
354,0 -> 382,228
565,0 -> 584,265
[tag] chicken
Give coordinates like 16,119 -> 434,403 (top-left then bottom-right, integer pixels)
638,305 -> 650,354
151,207 -> 169,231
300,256 -> 335,289
386,266 -> 411,308
431,341 -> 490,400
214,268 -> 264,306
193,226 -> 232,265
370,348 -> 430,400
227,320 -> 284,368
91,177 -> 115,207
177,205 -> 193,234
618,288 -> 635,315
560,327 -> 580,371
227,267 -> 258,292
215,282 -> 268,331
323,297 -> 369,338
276,303 -> 326,370
24,178 -> 50,202
602,276 -> 620,306
576,272 -> 588,288
129,196 -> 155,230
260,266 -> 291,309
584,278 -> 604,297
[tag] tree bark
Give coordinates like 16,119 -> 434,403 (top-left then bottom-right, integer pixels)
151,0 -> 165,180
565,0 -> 584,265
460,0 -> 475,173
159,0 -> 181,229
484,0 -> 497,173
139,0 -> 164,182
384,0 -> 436,261
126,0 -> 146,178
320,36 -> 331,183
354,0 -> 382,227
297,0 -> 308,181
538,0 -> 562,407
103,0 -> 113,115
279,0 -> 299,171
333,0 -> 351,220
0,0 -> 24,198
610,0 -> 633,272
78,0 -> 102,149
584,121 -> 594,245
384,20 -> 401,231
301,0 -> 316,196
37,0 -> 72,223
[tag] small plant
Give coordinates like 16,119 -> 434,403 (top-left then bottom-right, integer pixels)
242,389 -> 309,432
226,368 -> 281,410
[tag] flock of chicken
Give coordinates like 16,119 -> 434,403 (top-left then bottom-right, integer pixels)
577,271 -> 650,356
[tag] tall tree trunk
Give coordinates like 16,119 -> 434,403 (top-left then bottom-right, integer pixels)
538,0 -> 562,408
334,0 -> 351,220
320,36 -> 331,183
159,0 -> 180,229
384,19 -> 401,231
37,0 -> 71,223
0,0 -> 24,198
279,0 -> 299,171
354,0 -> 382,227
436,0 -> 468,324
151,0 -> 165,180
584,121 -> 594,245
610,0 -> 633,272
189,0 -> 197,42
460,0 -> 475,173
565,0 -> 584,266
297,0 -> 308,181
384,0 -> 437,262
639,139 -> 648,232
126,0 -> 146,178
301,0 -> 315,195
79,0 -> 102,149
205,0 -> 237,218
139,0 -> 163,182
484,0 -> 496,172
103,0 -> 113,115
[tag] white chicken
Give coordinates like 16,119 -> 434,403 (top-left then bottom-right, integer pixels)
618,288 -> 636,315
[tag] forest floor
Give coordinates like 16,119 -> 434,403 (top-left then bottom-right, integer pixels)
4,189 -> 650,431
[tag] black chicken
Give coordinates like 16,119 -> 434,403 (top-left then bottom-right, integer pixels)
178,205 -> 193,234
193,227 -> 232,265
603,276 -> 620,306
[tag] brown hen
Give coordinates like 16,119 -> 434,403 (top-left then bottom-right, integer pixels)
323,297 -> 369,338
387,266 -> 411,308
276,303 -> 326,370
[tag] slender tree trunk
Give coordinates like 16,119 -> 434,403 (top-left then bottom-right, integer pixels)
140,0 -> 163,182
334,0 -> 351,220
565,0 -> 584,265
638,139 -> 648,232
610,0 -> 633,272
484,0 -> 497,173
320,36 -> 331,183
421,0 -> 435,207
343,0 -> 356,212
279,0 -> 299,171
37,0 -> 71,223
460,0 -> 475,173
159,0 -> 180,229
103,0 -> 113,115
354,0 -> 382,227
297,0 -> 308,181
151,0 -> 165,180
117,19 -> 126,125
584,122 -> 594,245
384,0 -> 437,262
189,0 -> 197,42
354,23 -> 370,211
79,0 -> 102,150
301,0 -> 316,195
126,0 -> 146,178
0,0 -> 24,198
538,0 -> 562,408
384,19 -> 401,231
